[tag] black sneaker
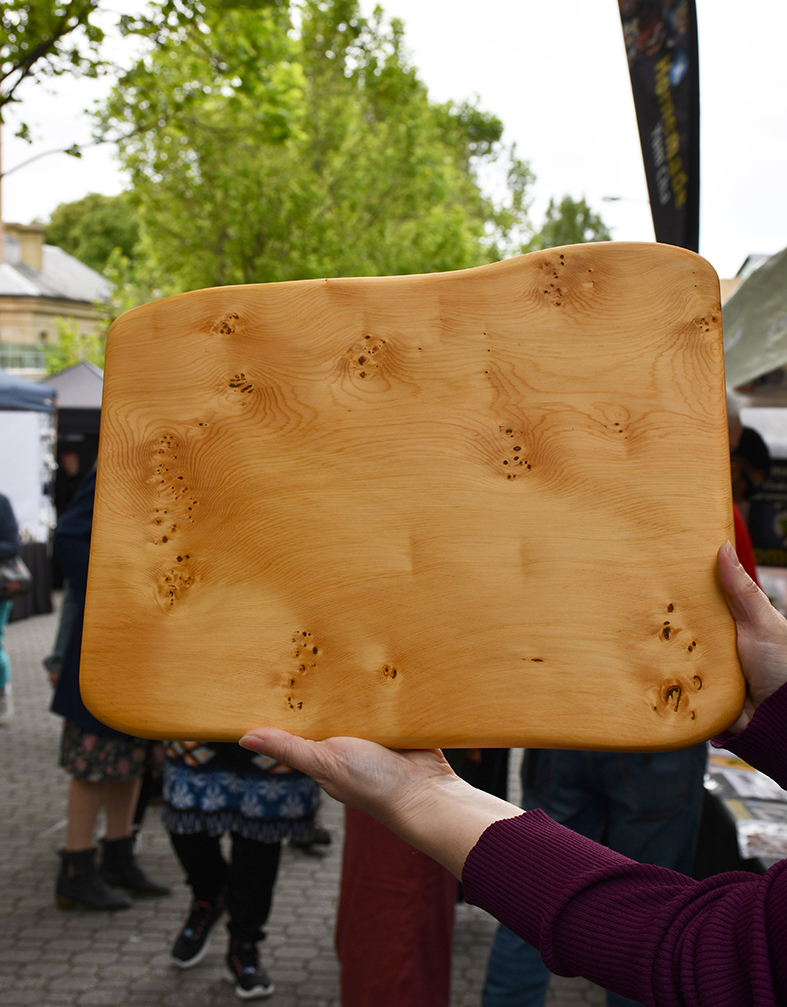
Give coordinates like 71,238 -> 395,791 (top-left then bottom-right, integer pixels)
171,898 -> 224,968
225,939 -> 275,999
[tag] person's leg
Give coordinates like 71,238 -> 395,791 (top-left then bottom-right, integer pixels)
57,779 -> 132,910
104,778 -> 142,840
482,751 -> 605,1007
223,834 -> 280,998
99,777 -> 170,896
0,599 -> 14,723
225,833 -> 281,943
65,778 -> 107,850
169,831 -> 228,967
170,831 -> 229,903
131,745 -> 164,844
61,729 -> 144,847
482,926 -> 551,1007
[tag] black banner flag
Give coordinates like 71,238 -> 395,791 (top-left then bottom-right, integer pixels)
619,1 -> 700,251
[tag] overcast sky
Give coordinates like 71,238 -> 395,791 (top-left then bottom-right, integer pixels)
3,0 -> 786,279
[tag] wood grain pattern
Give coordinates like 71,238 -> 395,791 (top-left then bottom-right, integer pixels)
81,242 -> 744,748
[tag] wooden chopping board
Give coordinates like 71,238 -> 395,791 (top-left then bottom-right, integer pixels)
80,242 -> 744,749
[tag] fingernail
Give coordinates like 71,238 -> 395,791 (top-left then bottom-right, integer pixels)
239,735 -> 264,752
724,540 -> 742,568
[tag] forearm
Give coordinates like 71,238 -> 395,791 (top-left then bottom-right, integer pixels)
386,775 -> 522,878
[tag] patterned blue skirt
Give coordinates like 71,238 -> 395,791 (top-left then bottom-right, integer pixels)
162,741 -> 320,843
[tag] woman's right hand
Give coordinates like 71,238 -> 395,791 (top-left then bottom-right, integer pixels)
717,539 -> 787,733
238,731 -> 519,877
239,730 -> 460,826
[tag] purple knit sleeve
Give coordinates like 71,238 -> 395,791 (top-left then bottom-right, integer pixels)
462,683 -> 787,1005
463,811 -> 787,1005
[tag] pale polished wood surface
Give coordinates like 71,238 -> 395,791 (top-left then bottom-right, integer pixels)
81,242 -> 743,748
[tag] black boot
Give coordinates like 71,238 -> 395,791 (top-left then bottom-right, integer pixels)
56,848 -> 133,911
100,835 -> 171,897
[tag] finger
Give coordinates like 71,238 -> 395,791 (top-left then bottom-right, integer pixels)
717,540 -> 770,627
240,727 -> 323,778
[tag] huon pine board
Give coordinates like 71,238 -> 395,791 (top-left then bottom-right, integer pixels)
81,242 -> 744,749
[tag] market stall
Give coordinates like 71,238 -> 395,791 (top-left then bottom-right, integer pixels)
0,368 -> 56,619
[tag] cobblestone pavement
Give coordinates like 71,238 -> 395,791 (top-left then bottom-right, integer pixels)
0,600 -> 605,1007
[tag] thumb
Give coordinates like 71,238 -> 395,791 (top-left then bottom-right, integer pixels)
717,539 -> 787,716
240,727 -> 324,779
717,540 -> 771,628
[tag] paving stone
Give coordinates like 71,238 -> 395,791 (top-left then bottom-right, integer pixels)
0,992 -> 48,1005
305,956 -> 341,975
77,991 -> 135,1006
12,976 -> 51,990
52,976 -> 101,993
0,949 -> 42,965
20,961 -> 71,979
272,944 -> 321,961
72,952 -> 121,966
100,963 -> 154,981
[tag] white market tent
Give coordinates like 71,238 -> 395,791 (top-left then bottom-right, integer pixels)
0,368 -> 56,543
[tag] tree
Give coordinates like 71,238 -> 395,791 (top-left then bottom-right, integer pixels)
524,195 -> 611,252
97,0 -> 533,292
44,317 -> 105,373
46,192 -> 139,272
0,0 -> 104,125
0,1 -> 269,133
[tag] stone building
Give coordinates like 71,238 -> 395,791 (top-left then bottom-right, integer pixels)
0,222 -> 110,376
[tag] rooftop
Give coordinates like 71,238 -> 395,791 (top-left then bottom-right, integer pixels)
0,224 -> 111,304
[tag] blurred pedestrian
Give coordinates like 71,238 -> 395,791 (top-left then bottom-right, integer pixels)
51,466 -> 170,910
481,744 -> 706,1007
164,740 -> 320,999
0,491 -> 22,725
731,426 -> 771,516
726,392 -> 761,584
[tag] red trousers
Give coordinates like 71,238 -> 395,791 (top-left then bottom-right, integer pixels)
336,807 -> 457,1007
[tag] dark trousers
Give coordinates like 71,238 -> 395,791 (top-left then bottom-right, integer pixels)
169,831 -> 281,944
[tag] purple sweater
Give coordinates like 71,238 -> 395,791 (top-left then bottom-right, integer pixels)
462,683 -> 787,1006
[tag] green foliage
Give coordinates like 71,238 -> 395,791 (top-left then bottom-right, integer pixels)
99,244 -> 166,319
45,192 -> 139,273
1,0 -> 105,119
45,317 -> 105,373
98,0 -> 533,292
0,1 -> 270,131
524,195 -> 611,252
